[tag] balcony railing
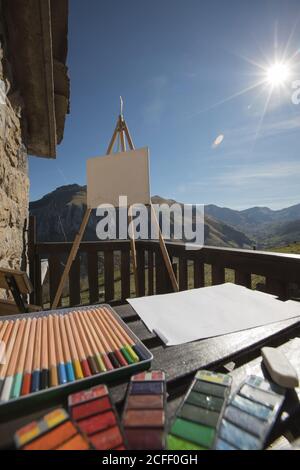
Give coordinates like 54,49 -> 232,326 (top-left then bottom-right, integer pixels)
28,217 -> 300,309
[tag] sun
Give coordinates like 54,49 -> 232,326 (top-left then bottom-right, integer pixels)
265,62 -> 290,87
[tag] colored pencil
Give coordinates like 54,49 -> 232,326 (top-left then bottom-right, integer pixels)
0,320 -> 21,401
0,321 -> 10,366
0,307 -> 148,404
11,319 -> 32,399
76,311 -> 107,372
100,309 -> 134,365
58,315 -> 75,382
89,309 -> 122,368
68,313 -> 92,377
31,318 -> 42,393
21,318 -> 37,395
73,312 -> 100,375
103,306 -> 146,361
63,315 -> 84,380
0,321 -> 14,394
48,315 -> 59,387
53,315 -> 68,385
83,311 -> 114,371
97,307 -> 141,362
85,310 -> 120,368
40,317 -> 49,390
1,319 -> 26,400
91,309 -> 128,367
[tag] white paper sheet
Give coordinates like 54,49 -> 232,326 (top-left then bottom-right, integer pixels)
127,283 -> 300,345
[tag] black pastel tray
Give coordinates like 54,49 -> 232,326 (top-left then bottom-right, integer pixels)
0,304 -> 153,419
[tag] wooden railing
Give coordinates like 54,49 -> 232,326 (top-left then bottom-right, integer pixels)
28,218 -> 300,309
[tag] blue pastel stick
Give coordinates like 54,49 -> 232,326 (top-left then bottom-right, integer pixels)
58,363 -> 68,385
31,370 -> 41,393
65,362 -> 75,382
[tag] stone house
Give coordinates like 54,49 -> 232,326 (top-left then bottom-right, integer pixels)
0,0 -> 69,287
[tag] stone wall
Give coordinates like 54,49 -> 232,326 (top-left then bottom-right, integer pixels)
0,32 -> 29,284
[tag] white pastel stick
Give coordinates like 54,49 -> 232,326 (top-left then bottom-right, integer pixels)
262,347 -> 299,389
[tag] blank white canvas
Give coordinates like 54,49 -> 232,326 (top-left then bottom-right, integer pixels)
128,283 -> 300,345
87,147 -> 150,208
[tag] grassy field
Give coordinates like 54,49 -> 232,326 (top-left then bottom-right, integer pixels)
267,242 -> 300,255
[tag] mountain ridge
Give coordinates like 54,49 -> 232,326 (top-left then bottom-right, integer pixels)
29,185 -> 253,248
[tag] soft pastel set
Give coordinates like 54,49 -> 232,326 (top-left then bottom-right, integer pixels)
68,384 -> 126,450
0,305 -> 152,411
13,370 -> 288,451
167,370 -> 232,450
14,409 -> 90,450
122,371 -> 166,449
215,375 -> 286,450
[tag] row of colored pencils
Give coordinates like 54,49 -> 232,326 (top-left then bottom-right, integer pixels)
0,307 -> 147,402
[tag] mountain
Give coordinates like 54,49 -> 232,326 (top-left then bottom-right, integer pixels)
205,203 -> 300,228
260,220 -> 300,247
29,185 -> 253,248
205,203 -> 300,246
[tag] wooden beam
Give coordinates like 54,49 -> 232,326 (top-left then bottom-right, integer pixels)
151,204 -> 179,292
52,207 -> 92,308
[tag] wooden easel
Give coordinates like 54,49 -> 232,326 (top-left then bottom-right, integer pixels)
52,106 -> 179,309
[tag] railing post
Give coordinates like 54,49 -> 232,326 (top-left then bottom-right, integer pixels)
147,250 -> 154,295
121,248 -> 131,301
179,256 -> 188,291
69,254 -> 81,306
212,265 -> 225,285
104,250 -> 114,302
28,215 -> 42,306
235,271 -> 251,289
87,249 -> 99,304
266,278 -> 289,300
194,258 -> 205,288
137,248 -> 146,297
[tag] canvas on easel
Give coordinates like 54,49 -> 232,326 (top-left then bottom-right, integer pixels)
87,147 -> 150,208
52,108 -> 178,310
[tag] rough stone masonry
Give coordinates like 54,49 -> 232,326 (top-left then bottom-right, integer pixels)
0,35 -> 29,284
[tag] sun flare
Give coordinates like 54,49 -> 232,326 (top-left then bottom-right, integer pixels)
265,62 -> 290,87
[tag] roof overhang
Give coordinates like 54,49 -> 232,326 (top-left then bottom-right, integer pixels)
3,0 -> 69,158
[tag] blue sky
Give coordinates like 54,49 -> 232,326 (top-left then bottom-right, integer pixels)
29,0 -> 300,209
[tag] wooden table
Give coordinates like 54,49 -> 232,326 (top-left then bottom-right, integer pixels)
0,304 -> 300,450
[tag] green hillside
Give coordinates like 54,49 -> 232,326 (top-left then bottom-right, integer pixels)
267,242 -> 300,255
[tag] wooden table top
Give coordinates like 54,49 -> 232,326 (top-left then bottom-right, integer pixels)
0,303 -> 299,450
